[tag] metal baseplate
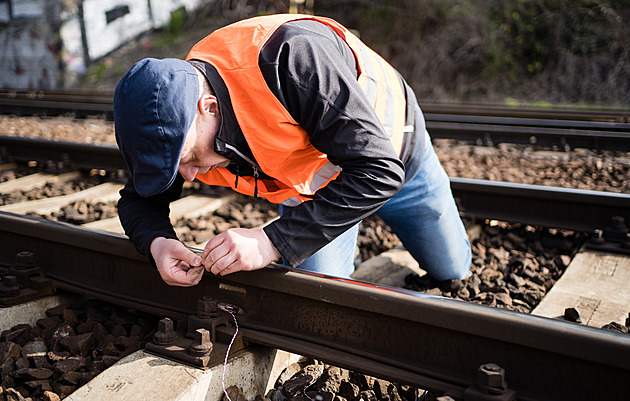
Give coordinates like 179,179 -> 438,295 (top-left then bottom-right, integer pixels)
145,296 -> 247,369
0,251 -> 54,306
586,216 -> 630,256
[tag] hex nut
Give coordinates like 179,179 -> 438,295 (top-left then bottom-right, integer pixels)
477,363 -> 506,389
15,251 -> 36,270
0,275 -> 20,297
197,297 -> 219,318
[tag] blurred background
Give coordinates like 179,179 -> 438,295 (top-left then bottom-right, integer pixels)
1,0 -> 628,107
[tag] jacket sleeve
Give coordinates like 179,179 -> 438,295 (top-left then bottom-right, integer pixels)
117,174 -> 184,262
259,20 -> 405,267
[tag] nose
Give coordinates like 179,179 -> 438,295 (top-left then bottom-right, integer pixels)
178,165 -> 199,181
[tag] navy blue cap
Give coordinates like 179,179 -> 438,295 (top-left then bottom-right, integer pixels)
114,58 -> 199,197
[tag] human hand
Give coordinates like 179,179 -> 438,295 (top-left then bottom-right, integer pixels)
150,237 -> 205,286
202,228 -> 281,276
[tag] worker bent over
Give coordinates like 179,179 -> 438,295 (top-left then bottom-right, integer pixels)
113,14 -> 471,287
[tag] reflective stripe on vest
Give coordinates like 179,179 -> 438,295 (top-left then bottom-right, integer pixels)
187,14 -> 406,204
280,161 -> 342,207
345,33 -> 406,155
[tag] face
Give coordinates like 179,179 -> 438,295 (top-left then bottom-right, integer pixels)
178,95 -> 230,181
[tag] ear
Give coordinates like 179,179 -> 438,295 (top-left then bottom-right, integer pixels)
198,94 -> 219,116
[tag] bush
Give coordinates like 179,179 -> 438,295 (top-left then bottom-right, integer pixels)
314,0 -> 630,105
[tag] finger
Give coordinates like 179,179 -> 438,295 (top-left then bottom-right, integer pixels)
167,264 -> 204,287
210,253 -> 238,275
204,246 -> 231,271
219,262 -> 240,276
173,246 -> 203,268
160,270 -> 190,287
187,265 -> 205,285
202,234 -> 225,260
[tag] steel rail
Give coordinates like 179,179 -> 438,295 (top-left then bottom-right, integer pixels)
420,102 -> 630,123
1,211 -> 629,400
426,113 -> 629,131
451,177 -> 630,234
0,89 -> 112,103
2,90 -> 630,150
427,120 -> 630,151
0,98 -> 113,119
2,135 -> 628,237
3,89 -> 629,123
0,89 -> 113,119
422,102 -> 630,152
0,135 -> 126,172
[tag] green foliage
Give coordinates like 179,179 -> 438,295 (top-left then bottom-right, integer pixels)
168,7 -> 186,35
152,34 -> 183,48
312,0 -> 629,105
153,7 -> 187,48
153,7 -> 186,48
83,62 -> 109,86
80,0 -> 629,106
113,65 -> 124,78
486,0 -> 623,79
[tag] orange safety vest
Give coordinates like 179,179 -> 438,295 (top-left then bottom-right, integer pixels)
186,14 -> 407,204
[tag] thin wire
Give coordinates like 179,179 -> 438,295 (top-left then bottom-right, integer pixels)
219,305 -> 239,401
303,365 -> 324,401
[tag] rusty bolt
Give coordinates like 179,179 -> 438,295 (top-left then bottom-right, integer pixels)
188,328 -> 213,357
15,251 -> 36,270
0,275 -> 20,297
197,297 -> 219,318
153,318 -> 177,346
477,363 -> 507,390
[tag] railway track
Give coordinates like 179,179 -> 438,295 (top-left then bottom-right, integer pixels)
2,89 -> 630,151
0,89 -> 113,120
1,117 -> 630,400
2,211 -> 630,401
1,135 -> 629,250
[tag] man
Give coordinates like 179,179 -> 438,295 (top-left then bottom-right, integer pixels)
114,14 -> 471,287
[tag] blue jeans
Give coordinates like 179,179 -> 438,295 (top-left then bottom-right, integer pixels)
282,135 -> 472,281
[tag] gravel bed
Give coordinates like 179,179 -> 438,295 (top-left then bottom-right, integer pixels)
2,115 -> 628,192
406,221 -> 585,313
0,301 -> 158,401
24,200 -> 119,225
0,171 -> 112,207
226,359 -> 426,401
434,139 -> 630,194
0,302 -> 433,401
174,193 -> 279,246
0,116 -> 115,146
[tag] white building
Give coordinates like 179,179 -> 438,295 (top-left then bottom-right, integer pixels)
0,0 -> 207,89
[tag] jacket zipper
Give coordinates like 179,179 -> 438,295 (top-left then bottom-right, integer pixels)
226,144 -> 259,198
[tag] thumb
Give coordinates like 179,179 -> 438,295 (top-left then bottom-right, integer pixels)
172,244 -> 203,267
